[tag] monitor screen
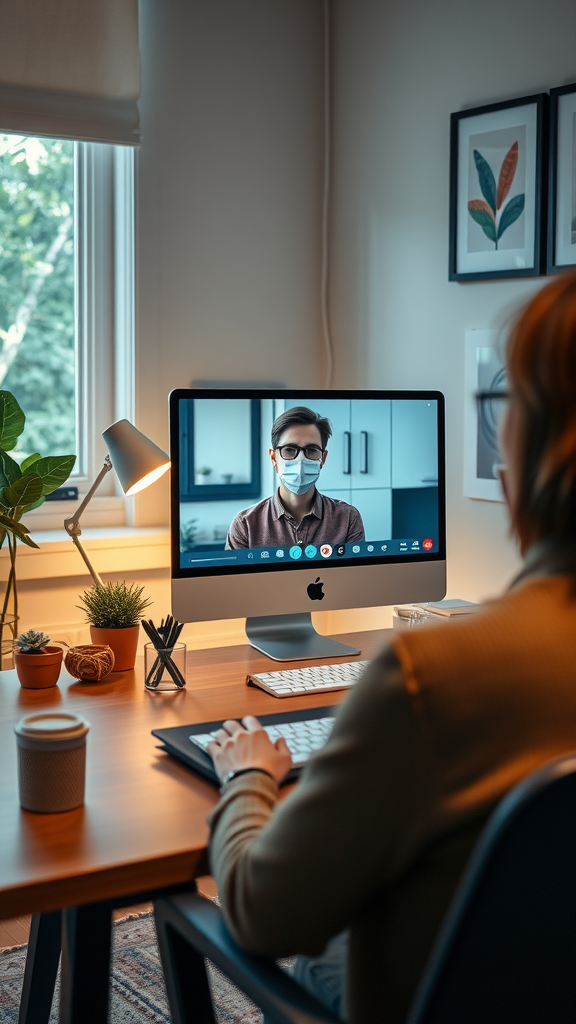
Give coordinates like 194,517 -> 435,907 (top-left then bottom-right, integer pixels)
170,389 -> 446,648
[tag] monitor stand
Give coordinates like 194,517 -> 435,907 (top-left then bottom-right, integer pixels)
245,613 -> 361,662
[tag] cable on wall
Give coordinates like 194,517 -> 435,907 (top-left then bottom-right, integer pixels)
321,0 -> 334,389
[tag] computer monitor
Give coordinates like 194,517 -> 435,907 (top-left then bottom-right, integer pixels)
170,389 -> 446,661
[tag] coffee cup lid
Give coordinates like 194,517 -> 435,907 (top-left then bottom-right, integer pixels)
15,713 -> 89,741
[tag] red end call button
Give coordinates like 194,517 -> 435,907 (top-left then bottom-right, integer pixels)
423,538 -> 434,550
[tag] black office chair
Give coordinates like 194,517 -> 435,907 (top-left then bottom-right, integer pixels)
154,753 -> 576,1024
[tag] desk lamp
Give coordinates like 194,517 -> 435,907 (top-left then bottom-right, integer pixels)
64,419 -> 170,586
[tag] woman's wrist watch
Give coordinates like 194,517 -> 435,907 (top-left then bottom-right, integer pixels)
220,767 -> 275,790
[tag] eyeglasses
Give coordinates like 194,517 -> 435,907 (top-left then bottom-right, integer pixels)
275,444 -> 324,461
475,390 -> 510,418
475,390 -> 510,451
475,390 -> 510,404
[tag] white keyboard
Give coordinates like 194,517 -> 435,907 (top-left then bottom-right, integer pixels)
246,659 -> 369,698
189,716 -> 336,766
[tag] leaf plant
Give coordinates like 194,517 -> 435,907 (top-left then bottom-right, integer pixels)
468,141 -> 525,249
0,390 -> 75,636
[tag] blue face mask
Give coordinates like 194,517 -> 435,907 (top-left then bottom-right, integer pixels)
277,454 -> 321,495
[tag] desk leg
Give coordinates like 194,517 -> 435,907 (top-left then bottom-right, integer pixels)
18,911 -> 61,1024
59,903 -> 112,1024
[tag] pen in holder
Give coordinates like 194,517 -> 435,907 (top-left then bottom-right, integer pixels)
142,617 -> 187,692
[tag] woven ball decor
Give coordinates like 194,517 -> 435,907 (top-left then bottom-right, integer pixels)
65,644 -> 115,681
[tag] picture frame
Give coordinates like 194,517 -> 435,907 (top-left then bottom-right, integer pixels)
463,330 -> 506,502
547,83 -> 576,272
449,94 -> 547,281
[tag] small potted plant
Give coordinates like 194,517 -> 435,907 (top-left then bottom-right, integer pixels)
77,582 -> 152,672
0,390 -> 76,654
180,518 -> 199,552
14,630 -> 64,689
195,466 -> 212,485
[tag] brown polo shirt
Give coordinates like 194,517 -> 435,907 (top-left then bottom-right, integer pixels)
225,489 -> 365,549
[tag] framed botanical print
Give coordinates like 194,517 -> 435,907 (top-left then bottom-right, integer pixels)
449,94 -> 547,281
548,83 -> 576,272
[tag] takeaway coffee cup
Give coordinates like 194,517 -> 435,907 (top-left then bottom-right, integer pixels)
15,713 -> 90,813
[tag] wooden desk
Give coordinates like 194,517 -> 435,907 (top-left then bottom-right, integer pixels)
0,631 -> 388,996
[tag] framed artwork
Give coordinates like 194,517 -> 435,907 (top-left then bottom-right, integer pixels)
548,83 -> 576,272
449,94 -> 547,281
463,330 -> 506,502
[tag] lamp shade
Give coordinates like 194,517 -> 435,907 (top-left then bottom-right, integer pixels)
102,419 -> 170,496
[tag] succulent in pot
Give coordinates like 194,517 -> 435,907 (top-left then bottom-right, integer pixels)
14,629 -> 64,689
77,582 -> 152,672
17,629 -> 51,653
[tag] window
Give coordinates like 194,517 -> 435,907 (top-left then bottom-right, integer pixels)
0,133 -> 135,525
0,136 -> 75,453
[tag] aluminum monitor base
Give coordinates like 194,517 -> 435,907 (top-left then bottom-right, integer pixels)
245,613 -> 361,662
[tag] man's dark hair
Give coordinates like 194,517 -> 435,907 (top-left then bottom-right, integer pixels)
271,407 -> 332,450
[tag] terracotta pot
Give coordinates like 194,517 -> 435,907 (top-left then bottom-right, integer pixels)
15,646 -> 63,689
90,625 -> 140,671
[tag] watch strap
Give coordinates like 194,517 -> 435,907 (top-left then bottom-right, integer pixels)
220,767 -> 275,791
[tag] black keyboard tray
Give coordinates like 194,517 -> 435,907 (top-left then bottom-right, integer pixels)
152,704 -> 338,787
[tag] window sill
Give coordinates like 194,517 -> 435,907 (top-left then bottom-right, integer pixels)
23,496 -> 126,532
1,526 -> 170,581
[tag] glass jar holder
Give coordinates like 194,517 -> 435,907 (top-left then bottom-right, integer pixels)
407,609 -> 432,628
144,642 -> 187,692
0,614 -> 18,671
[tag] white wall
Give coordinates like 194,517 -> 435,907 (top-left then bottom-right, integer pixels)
330,0 -> 576,609
135,0 -> 324,527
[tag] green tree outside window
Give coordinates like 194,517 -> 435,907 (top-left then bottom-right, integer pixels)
0,134 -> 76,459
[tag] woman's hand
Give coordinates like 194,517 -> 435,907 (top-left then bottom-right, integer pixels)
207,715 -> 293,784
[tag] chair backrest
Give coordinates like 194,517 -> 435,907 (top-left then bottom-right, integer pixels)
407,753 -> 576,1024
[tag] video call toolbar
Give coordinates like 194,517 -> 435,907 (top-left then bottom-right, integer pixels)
180,536 -> 436,569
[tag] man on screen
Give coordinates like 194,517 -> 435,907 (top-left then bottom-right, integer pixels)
225,406 -> 365,549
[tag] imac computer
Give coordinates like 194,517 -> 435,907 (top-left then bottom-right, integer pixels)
170,389 -> 446,661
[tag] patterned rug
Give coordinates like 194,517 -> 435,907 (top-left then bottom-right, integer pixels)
0,912 -> 270,1023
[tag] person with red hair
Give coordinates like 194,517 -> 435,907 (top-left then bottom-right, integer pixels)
206,274 -> 576,1024
501,273 -> 576,555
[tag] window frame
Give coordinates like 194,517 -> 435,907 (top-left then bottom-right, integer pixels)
22,140 -> 136,530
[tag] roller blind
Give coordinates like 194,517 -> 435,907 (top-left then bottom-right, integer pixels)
0,0 -> 140,145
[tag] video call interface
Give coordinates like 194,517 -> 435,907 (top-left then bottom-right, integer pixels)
174,393 -> 442,573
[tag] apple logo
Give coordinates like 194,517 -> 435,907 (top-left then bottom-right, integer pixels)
307,577 -> 325,601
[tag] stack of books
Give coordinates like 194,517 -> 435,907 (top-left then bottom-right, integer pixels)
393,598 -> 480,629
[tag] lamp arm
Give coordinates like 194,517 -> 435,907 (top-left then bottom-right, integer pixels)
64,456 -> 113,533
69,534 -> 104,588
64,456 -> 113,588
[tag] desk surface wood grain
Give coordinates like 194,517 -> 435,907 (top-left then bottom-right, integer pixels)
0,630 -> 389,920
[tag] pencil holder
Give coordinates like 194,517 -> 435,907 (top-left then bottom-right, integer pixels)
144,642 -> 187,692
